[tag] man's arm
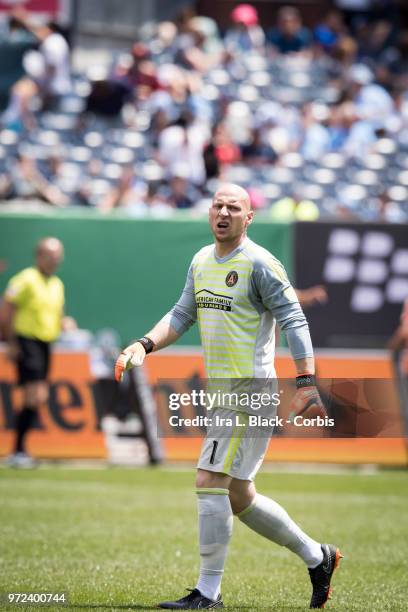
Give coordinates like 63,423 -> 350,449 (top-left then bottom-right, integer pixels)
119,318 -> 182,367
115,263 -> 197,381
254,259 -> 314,360
1,270 -> 30,357
294,356 -> 315,376
0,299 -> 19,359
254,259 -> 325,416
0,299 -> 15,340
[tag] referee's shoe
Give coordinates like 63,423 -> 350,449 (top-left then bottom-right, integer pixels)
309,543 -> 343,608
158,588 -> 223,609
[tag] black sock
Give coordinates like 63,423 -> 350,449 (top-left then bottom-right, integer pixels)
15,406 -> 37,454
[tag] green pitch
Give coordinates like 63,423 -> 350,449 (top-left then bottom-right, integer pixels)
0,466 -> 407,611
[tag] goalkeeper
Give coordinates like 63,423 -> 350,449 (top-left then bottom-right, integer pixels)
115,183 -> 342,610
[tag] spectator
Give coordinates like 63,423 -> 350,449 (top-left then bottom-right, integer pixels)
358,19 -> 395,66
203,139 -> 220,181
347,63 -> 394,128
387,31 -> 408,87
0,15 -> 37,119
206,121 -> 241,175
330,33 -> 358,71
18,15 -> 72,109
314,11 -> 346,53
9,153 -> 68,206
269,195 -> 320,221
101,166 -> 148,213
1,14 -> 71,127
224,4 -> 265,54
114,43 -> 160,102
268,6 -> 312,54
241,127 -> 278,165
0,15 -> 36,45
255,101 -> 301,155
189,16 -> 223,56
172,25 -> 220,74
147,65 -> 194,123
300,103 -> 331,161
157,113 -> 209,186
36,21 -> 71,107
84,70 -> 130,117
148,108 -> 171,147
1,76 -> 38,132
161,167 -> 201,209
72,159 -> 104,208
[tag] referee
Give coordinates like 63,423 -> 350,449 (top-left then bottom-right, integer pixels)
2,237 -> 66,467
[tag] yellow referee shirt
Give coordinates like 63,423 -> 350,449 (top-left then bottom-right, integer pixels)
5,267 -> 65,342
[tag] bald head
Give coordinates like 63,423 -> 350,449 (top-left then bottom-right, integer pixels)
36,237 -> 64,276
36,237 -> 63,256
214,183 -> 252,212
210,183 -> 254,255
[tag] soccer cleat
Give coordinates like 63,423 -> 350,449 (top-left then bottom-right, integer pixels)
309,544 -> 343,609
158,588 -> 223,609
6,452 -> 36,468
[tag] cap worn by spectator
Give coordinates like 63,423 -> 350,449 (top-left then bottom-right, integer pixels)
231,4 -> 259,27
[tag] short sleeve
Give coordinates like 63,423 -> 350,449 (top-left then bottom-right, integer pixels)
4,271 -> 31,307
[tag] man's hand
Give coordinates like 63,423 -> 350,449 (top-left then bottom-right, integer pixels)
288,383 -> 326,422
114,343 -> 146,382
296,285 -> 328,309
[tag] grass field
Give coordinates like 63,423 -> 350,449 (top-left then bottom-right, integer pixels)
0,466 -> 407,611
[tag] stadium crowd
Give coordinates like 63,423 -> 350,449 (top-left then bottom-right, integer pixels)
1,3 -> 408,221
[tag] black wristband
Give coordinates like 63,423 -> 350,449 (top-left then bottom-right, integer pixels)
296,374 -> 316,388
137,336 -> 155,354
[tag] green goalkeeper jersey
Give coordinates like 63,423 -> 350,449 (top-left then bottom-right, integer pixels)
164,237 -> 313,379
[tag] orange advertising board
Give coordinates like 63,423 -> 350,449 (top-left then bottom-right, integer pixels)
0,347 -> 406,464
147,349 -> 407,466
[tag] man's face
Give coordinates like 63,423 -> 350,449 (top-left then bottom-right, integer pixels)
36,243 -> 64,276
209,190 -> 253,243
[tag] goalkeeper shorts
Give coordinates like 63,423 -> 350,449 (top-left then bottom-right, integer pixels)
197,407 -> 273,481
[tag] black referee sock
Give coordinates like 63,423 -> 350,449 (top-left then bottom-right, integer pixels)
15,406 -> 37,454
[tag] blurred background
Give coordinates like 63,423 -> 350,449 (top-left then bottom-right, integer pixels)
0,0 -> 407,467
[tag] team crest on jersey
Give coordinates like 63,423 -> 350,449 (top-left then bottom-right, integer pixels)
225,271 -> 238,287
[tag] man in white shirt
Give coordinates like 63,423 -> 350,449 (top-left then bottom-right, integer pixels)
39,21 -> 71,99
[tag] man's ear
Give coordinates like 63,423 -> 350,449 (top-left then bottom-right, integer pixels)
246,210 -> 254,226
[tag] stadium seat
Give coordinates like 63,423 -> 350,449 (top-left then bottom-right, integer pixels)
0,130 -> 19,146
69,146 -> 92,163
388,185 -> 408,202
84,131 -> 105,148
103,163 -> 123,180
34,130 -> 61,147
142,160 -> 164,182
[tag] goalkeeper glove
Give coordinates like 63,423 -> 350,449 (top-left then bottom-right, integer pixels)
288,374 -> 326,421
115,351 -> 134,382
114,337 -> 155,382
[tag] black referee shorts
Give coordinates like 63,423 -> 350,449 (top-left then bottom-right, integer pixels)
16,335 -> 51,385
